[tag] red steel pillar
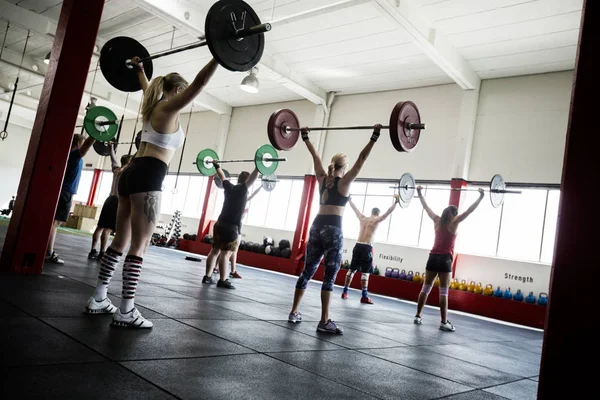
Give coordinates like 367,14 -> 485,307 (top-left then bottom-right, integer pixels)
86,169 -> 102,206
0,0 -> 105,274
291,175 -> 317,272
538,1 -> 596,397
197,176 -> 217,240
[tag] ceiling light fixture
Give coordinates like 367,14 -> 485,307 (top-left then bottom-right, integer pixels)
26,90 -> 32,96
32,64 -> 39,71
44,51 -> 51,65
240,67 -> 259,93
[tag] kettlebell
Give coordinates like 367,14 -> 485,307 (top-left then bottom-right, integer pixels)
483,284 -> 494,296
502,287 -> 512,299
449,279 -> 459,290
373,266 -> 380,275
412,272 -> 421,283
458,279 -> 467,291
391,268 -> 400,279
399,269 -> 406,280
467,281 -> 476,293
493,286 -> 503,297
385,267 -> 393,278
525,291 -> 536,304
474,282 -> 483,294
513,289 -> 524,302
406,270 -> 414,281
434,276 -> 440,287
538,292 -> 548,306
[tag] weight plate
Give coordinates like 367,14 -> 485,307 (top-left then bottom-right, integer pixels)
490,174 -> 505,208
267,109 -> 300,151
205,0 -> 264,72
100,36 -> 153,92
214,169 -> 231,189
93,141 -> 118,157
398,172 -> 416,205
261,173 -> 277,192
135,130 -> 141,150
196,148 -> 220,176
390,101 -> 421,152
255,144 -> 278,175
84,106 -> 119,142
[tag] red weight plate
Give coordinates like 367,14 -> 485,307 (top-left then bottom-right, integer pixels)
389,101 -> 421,152
267,109 -> 300,151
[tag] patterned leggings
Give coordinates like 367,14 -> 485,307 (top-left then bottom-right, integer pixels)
295,224 -> 343,291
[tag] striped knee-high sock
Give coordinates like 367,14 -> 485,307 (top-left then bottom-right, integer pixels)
93,248 -> 122,301
120,255 -> 143,313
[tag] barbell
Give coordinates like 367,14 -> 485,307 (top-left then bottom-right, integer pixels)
100,0 -> 269,92
393,173 -> 522,209
194,144 -> 286,177
215,172 -> 279,192
267,101 -> 424,153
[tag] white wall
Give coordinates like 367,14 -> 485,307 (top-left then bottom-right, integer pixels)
0,122 -> 31,208
323,84 -> 465,180
469,71 -> 573,183
223,100 -> 320,176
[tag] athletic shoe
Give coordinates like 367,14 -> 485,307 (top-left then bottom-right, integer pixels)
288,311 -> 302,323
111,308 -> 153,329
414,316 -> 422,325
97,252 -> 104,262
341,292 -> 348,300
360,297 -> 374,304
88,249 -> 98,259
317,319 -> 343,335
229,271 -> 242,279
45,252 -> 64,264
217,279 -> 235,289
84,297 -> 117,314
202,275 -> 216,284
440,320 -> 455,332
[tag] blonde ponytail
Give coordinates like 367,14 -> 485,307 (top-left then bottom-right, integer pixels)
141,76 -> 165,122
322,153 -> 348,205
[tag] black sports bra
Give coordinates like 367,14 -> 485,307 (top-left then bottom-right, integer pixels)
320,177 -> 349,207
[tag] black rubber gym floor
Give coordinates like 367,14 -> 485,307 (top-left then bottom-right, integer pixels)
0,224 -> 542,399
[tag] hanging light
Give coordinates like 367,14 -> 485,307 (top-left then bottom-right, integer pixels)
44,52 -> 51,65
240,67 -> 259,93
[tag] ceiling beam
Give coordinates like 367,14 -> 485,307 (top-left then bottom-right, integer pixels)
372,0 -> 480,90
0,0 -> 56,37
130,0 -> 327,105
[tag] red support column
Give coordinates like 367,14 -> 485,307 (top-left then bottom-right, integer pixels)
197,176 -> 216,240
0,0 -> 104,274
86,169 -> 102,206
538,1 -> 596,397
291,175 -> 317,269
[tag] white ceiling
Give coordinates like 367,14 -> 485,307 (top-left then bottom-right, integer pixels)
0,0 -> 583,128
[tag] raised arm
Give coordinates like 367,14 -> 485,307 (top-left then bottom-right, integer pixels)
244,168 -> 260,189
248,186 -> 261,201
78,136 -> 96,157
108,143 -> 119,172
340,124 -> 381,184
212,160 -> 227,184
455,188 -> 485,223
301,128 -> 326,180
348,198 -> 365,220
416,186 -> 439,222
161,58 -> 218,113
131,56 -> 149,93
376,195 -> 400,223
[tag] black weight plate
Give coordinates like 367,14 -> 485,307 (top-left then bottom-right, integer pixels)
390,101 -> 421,152
93,141 -> 118,157
100,36 -> 153,92
205,0 -> 264,72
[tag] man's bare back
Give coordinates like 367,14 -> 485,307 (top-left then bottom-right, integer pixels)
349,195 -> 399,242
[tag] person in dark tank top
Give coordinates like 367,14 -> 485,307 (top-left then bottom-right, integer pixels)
412,185 -> 485,332
288,124 -> 382,335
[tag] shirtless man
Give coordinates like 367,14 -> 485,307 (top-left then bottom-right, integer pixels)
341,194 -> 400,304
88,143 -> 133,261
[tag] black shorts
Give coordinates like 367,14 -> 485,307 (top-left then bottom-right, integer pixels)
118,157 -> 168,196
97,195 -> 118,230
55,189 -> 73,222
350,242 -> 374,274
212,221 -> 239,251
426,253 -> 453,273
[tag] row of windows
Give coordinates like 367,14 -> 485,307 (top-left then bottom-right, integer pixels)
79,170 -> 559,264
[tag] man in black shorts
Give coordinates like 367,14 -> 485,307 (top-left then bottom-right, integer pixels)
46,133 -> 96,264
88,143 -> 133,260
203,161 -> 258,289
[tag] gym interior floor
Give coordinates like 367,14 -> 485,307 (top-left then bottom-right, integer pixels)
0,224 -> 542,400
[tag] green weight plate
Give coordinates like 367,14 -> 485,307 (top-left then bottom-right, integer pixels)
84,106 -> 119,142
196,148 -> 220,176
255,144 -> 278,175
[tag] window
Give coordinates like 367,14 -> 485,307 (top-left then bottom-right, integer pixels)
159,174 -> 208,218
540,190 -> 560,264
265,179 -> 293,230
95,171 -> 113,206
183,176 -> 208,218
72,169 -> 94,204
417,185 -> 453,250
284,180 -> 304,230
245,180 -> 270,227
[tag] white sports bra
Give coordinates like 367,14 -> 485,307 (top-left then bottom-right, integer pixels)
140,119 -> 185,151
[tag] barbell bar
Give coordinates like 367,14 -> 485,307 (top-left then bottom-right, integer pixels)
194,144 -> 285,176
100,0 -> 269,93
268,101 -> 424,153
76,120 -> 118,128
